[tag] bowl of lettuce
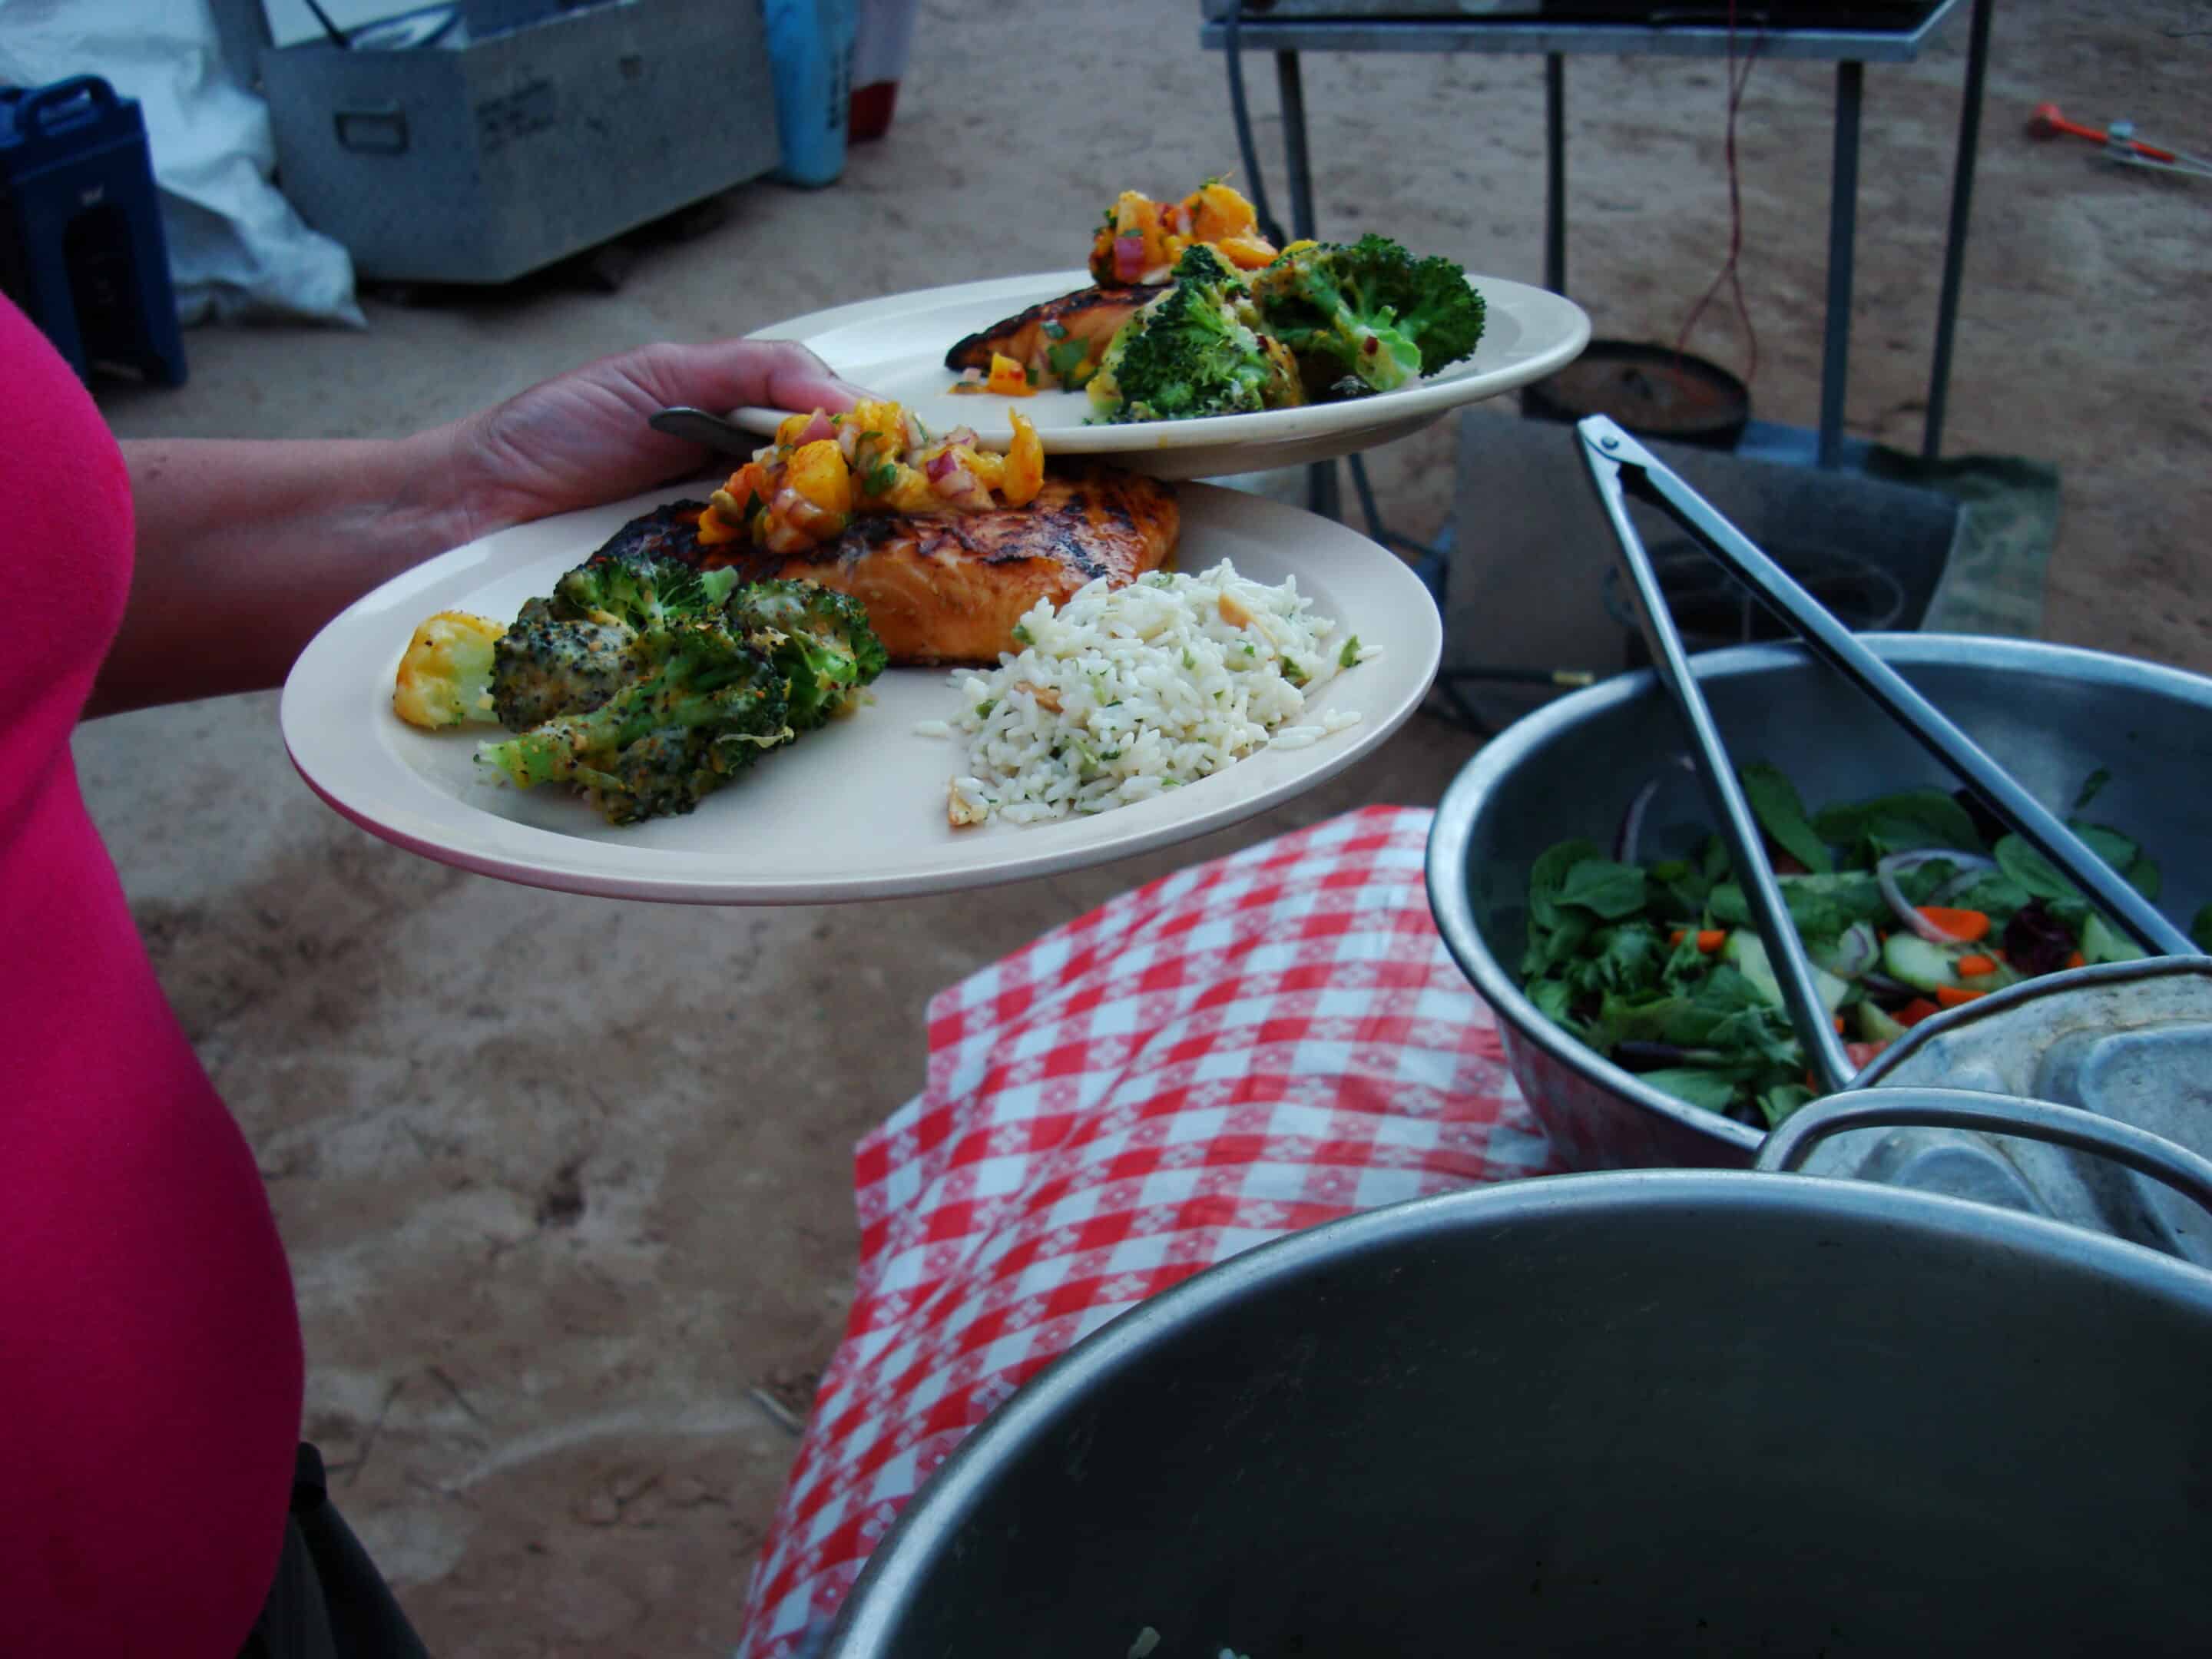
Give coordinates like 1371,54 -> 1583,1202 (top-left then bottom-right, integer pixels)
1426,634 -> 2212,1169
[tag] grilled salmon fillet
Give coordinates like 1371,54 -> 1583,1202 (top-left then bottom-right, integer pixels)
944,284 -> 1162,375
593,468 -> 1180,667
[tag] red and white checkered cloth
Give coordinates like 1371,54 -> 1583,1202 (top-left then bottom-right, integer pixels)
736,806 -> 1562,1657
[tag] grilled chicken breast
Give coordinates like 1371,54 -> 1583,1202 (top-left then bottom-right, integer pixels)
944,284 -> 1162,375
598,468 -> 1180,667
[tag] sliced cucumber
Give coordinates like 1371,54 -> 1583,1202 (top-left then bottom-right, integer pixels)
1881,932 -> 1959,994
1856,999 -> 1910,1043
1725,932 -> 1851,1014
2081,912 -> 2146,965
1809,919 -> 1880,980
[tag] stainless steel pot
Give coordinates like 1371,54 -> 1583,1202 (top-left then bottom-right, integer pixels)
1424,634 -> 2212,1169
822,1093 -> 2212,1659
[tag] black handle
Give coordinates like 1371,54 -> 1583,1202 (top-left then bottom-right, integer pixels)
22,76 -> 117,133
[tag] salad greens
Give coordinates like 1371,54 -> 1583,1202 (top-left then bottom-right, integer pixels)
1521,763 -> 2212,1128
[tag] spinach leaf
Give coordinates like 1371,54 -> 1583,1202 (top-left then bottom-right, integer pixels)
1555,858 -> 1648,921
1740,763 -> 1833,874
1640,1067 -> 1743,1114
1528,977 -> 1574,1025
1993,834 -> 2075,902
1523,839 -> 1601,976
1757,1083 -> 1816,1128
2071,766 -> 2112,813
1994,821 -> 2154,907
1705,874 -> 1884,942
1813,788 -> 1985,859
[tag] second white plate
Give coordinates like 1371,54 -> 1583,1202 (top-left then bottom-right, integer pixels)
733,268 -> 1590,481
282,484 -> 1444,906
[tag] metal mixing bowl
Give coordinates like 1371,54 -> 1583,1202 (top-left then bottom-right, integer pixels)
1425,634 -> 2212,1168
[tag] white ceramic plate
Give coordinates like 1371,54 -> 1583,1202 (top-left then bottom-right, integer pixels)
732,269 -> 1590,481
282,484 -> 1442,906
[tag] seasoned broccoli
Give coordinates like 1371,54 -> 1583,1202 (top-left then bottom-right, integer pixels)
477,575 -> 892,825
1087,243 -> 1304,425
478,621 -> 791,825
1246,233 -> 1485,398
492,541 -> 744,730
392,611 -> 505,730
725,579 -> 889,731
490,598 -> 640,731
555,543 -> 738,631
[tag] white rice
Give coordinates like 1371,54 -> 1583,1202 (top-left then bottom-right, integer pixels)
922,560 -> 1376,827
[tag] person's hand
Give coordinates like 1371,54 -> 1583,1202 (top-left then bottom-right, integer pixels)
441,338 -> 871,539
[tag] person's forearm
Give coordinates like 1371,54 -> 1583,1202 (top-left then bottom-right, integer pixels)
87,427 -> 485,717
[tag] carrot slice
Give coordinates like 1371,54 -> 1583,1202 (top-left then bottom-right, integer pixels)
1955,954 -> 1998,978
1934,984 -> 1986,1008
1667,929 -> 1728,953
1896,997 -> 1942,1026
1917,906 -> 1990,943
2066,949 -> 2087,969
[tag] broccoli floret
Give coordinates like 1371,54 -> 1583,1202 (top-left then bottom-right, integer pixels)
478,621 -> 791,825
1247,233 -> 1485,398
554,543 -> 739,631
491,531 -> 753,731
1087,243 -> 1304,425
490,597 -> 641,731
392,611 -> 505,729
724,579 -> 890,731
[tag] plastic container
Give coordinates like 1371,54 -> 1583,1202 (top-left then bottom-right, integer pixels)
765,0 -> 856,187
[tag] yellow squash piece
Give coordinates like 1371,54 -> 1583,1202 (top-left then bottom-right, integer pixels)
392,611 -> 504,729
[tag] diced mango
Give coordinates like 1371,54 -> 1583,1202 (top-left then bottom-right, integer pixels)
1187,180 -> 1260,242
1001,411 -> 1043,506
786,439 -> 853,516
695,504 -> 743,545
1214,233 -> 1280,270
985,353 -> 1035,397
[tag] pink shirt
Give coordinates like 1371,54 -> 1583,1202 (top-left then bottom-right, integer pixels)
2,296 -> 303,1654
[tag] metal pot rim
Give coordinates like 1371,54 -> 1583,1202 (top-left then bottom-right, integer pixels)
826,1166 -> 2212,1655
1423,632 -> 2212,1154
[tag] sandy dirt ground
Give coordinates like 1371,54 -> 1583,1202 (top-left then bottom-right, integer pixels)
76,2 -> 2209,1653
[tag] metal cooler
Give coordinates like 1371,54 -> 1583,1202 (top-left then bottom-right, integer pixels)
245,0 -> 782,285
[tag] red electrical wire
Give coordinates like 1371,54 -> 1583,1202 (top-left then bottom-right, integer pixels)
1674,0 -> 1763,385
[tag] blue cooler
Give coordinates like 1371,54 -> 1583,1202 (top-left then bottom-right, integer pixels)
0,75 -> 186,386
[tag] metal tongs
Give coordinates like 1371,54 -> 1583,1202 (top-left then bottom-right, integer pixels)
1575,415 -> 2198,1095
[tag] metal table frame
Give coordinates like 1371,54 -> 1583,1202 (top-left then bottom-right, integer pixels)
1200,0 -> 1995,474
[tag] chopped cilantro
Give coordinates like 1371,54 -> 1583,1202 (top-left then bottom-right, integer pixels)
1283,661 -> 1308,687
1337,634 -> 1363,669
1182,647 -> 1197,669
1011,622 -> 1033,646
975,699 -> 997,718
1243,641 -> 1257,656
1042,320 -> 1069,341
864,461 -> 899,495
